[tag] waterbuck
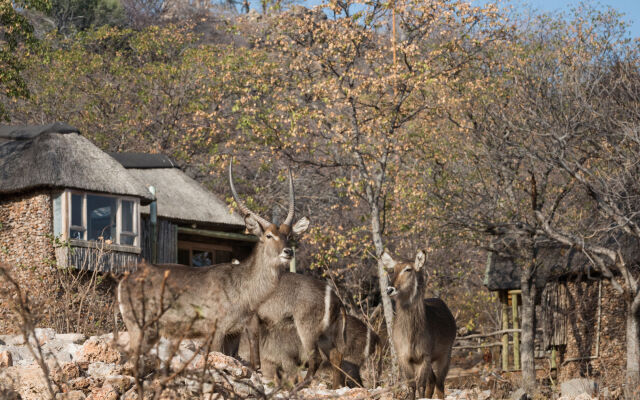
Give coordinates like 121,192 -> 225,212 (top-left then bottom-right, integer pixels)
117,162 -> 309,368
382,250 -> 456,400
237,272 -> 347,387
322,315 -> 382,388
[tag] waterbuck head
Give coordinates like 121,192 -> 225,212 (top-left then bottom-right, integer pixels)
229,161 -> 309,272
382,250 -> 427,306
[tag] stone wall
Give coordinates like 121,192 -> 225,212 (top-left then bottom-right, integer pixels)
0,191 -> 57,334
558,279 -> 626,391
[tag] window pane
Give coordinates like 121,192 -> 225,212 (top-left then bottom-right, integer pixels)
192,250 -> 212,267
71,194 -> 83,227
70,229 -> 84,239
87,195 -> 117,241
178,249 -> 190,266
121,200 -> 134,232
120,234 -> 135,246
216,251 -> 232,264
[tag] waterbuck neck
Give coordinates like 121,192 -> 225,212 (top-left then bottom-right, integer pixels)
239,246 -> 286,310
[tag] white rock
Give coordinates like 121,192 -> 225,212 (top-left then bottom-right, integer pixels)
87,361 -> 118,378
34,328 -> 57,345
55,333 -> 87,344
561,378 -> 597,398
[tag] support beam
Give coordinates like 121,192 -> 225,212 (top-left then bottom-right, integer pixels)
512,292 -> 520,370
500,290 -> 509,371
177,227 -> 258,242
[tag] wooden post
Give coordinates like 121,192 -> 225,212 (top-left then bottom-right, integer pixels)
500,290 -> 509,371
551,345 -> 557,370
512,291 -> 520,370
149,186 -> 158,264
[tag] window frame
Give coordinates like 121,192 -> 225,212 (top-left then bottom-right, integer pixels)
177,241 -> 232,267
62,190 -> 140,247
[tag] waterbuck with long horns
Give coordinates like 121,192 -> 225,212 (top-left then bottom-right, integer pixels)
237,272 -> 347,387
117,162 -> 309,368
382,250 -> 456,400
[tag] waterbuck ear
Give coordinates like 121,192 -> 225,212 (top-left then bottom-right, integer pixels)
292,216 -> 310,235
381,250 -> 396,270
414,250 -> 426,271
245,215 -> 263,236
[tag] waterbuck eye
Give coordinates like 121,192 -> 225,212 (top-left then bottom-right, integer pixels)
403,267 -> 412,273
266,233 -> 274,239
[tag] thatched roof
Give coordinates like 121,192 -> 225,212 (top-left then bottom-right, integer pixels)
484,236 -> 640,291
112,153 -> 244,229
0,124 -> 154,203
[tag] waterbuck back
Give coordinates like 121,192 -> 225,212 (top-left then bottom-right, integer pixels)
237,272 -> 346,386
383,250 -> 456,400
117,162 -> 309,369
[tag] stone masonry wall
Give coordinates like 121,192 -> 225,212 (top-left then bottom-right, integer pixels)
559,279 -> 626,391
0,191 -> 57,334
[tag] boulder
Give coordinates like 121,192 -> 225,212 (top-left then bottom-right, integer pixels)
561,378 -> 597,398
0,350 -> 12,367
87,362 -> 120,379
86,384 -> 119,400
77,337 -> 122,364
56,390 -> 87,400
34,328 -> 57,345
55,333 -> 87,344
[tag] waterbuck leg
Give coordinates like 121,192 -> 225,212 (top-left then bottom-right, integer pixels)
423,363 -> 436,399
247,314 -> 261,370
329,348 -> 344,389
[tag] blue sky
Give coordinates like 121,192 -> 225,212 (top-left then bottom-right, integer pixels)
516,0 -> 640,38
248,0 -> 640,39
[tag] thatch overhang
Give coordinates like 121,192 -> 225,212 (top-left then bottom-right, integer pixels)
0,124 -> 154,203
111,153 -> 245,230
484,235 -> 640,291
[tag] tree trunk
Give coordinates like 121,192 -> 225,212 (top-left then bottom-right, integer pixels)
520,265 -> 537,393
625,293 -> 640,399
370,202 -> 398,376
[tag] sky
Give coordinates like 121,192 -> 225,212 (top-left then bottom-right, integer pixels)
517,0 -> 640,38
250,0 -> 640,39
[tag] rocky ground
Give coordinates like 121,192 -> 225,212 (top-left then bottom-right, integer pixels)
0,329 -> 598,400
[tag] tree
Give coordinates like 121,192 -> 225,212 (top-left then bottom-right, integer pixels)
0,0 -> 50,120
233,0 -> 507,370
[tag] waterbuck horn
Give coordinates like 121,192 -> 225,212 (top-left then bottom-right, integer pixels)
229,160 -> 272,228
282,168 -> 295,228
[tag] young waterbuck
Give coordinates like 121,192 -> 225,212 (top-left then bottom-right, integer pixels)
117,162 -> 309,368
237,272 -> 347,387
323,315 -> 382,388
382,250 -> 456,400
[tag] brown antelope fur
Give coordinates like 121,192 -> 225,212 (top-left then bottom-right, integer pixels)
319,315 -> 382,388
117,162 -> 309,369
237,272 -> 347,387
239,313 -> 380,389
382,250 -> 456,400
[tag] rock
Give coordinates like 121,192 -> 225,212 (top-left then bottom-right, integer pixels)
51,362 -> 81,383
103,375 -> 134,394
86,384 -> 119,400
77,337 -> 122,364
34,328 -> 57,345
0,364 -> 50,400
56,390 -> 87,400
561,378 -> 597,398
87,362 -> 119,379
0,344 -> 35,365
510,388 -> 531,400
0,350 -> 12,367
55,333 -> 87,344
0,335 -> 24,346
193,352 -> 250,378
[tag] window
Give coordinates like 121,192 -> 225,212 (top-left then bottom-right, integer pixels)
177,241 -> 232,267
66,191 -> 139,246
